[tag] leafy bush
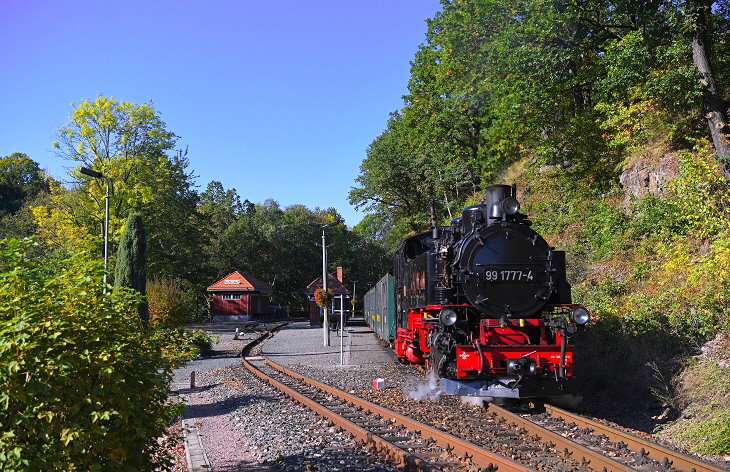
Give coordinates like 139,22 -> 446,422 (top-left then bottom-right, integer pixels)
0,238 -> 187,471
181,329 -> 214,357
146,277 -> 191,328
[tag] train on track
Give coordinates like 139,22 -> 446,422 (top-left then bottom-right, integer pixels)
364,184 -> 589,400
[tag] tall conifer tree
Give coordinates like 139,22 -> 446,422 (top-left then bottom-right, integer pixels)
115,212 -> 148,325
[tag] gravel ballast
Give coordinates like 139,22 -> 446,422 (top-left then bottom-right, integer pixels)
171,320 -> 408,471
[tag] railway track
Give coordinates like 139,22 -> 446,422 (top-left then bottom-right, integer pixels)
530,404 -> 728,472
238,326 -> 727,472
244,354 -> 528,471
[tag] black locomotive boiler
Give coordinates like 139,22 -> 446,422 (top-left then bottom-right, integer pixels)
366,184 -> 589,399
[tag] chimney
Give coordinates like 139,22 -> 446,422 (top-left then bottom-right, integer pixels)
337,267 -> 343,282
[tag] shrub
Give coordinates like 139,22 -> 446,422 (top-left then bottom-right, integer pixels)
0,238 -> 186,471
181,329 -> 214,357
146,277 -> 190,328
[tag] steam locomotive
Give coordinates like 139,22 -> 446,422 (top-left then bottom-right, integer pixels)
364,184 -> 589,400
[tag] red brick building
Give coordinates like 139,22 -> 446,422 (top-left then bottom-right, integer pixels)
305,267 -> 351,326
207,271 -> 273,321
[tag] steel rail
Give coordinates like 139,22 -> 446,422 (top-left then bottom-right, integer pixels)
242,357 -> 441,471
263,358 -> 531,472
543,403 -> 729,472
486,402 -> 638,471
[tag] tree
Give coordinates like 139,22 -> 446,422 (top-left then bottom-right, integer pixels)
687,0 -> 730,167
36,96 -> 206,285
350,113 -> 435,233
39,95 -> 173,255
52,95 -> 179,221
115,212 -> 147,324
198,181 -> 249,274
0,153 -> 49,216
198,180 -> 245,231
142,150 -> 210,286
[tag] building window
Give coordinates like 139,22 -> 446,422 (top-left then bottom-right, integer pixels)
222,294 -> 242,300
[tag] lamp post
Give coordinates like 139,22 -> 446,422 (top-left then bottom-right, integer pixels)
80,167 -> 112,294
308,220 -> 340,347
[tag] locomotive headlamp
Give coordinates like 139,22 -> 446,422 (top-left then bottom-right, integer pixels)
569,307 -> 590,325
501,197 -> 520,215
507,358 -> 537,375
439,308 -> 458,327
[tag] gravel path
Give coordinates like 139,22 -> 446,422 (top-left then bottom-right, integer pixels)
171,322 -> 265,471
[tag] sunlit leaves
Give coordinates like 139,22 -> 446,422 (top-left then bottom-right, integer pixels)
0,238 -> 184,470
34,96 -> 205,286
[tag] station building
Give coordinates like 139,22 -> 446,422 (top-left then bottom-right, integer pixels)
207,271 -> 273,321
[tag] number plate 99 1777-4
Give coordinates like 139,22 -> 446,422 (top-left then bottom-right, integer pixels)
482,269 -> 534,282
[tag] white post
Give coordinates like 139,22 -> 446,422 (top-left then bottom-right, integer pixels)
321,228 -> 330,347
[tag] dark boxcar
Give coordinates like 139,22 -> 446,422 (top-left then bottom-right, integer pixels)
365,271 -> 395,345
364,281 -> 376,328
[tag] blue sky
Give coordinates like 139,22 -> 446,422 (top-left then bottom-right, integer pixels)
0,0 -> 441,227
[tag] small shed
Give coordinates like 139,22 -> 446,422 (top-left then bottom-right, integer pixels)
207,271 -> 273,321
305,267 -> 351,327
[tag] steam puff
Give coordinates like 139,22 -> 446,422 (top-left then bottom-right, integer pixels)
403,371 -> 443,401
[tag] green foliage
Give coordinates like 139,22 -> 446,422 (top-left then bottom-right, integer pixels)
143,151 -> 210,286
180,329 -> 214,357
53,95 -> 178,221
0,206 -> 40,241
39,96 -> 208,287
149,328 -> 214,360
0,153 -> 49,216
350,113 -> 434,231
147,277 -> 191,328
518,143 -> 730,454
0,238 -> 188,471
114,212 -> 147,323
664,150 -> 730,238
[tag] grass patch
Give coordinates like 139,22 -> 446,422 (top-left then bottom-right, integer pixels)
655,357 -> 730,455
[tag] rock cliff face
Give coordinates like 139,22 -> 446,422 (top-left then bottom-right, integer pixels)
619,151 -> 681,206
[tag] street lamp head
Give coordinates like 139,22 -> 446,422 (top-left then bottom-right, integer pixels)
309,220 -> 340,229
79,167 -> 104,179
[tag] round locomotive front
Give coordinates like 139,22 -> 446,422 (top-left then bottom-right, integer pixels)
454,218 -> 557,319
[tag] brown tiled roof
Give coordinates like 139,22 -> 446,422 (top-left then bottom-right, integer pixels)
305,273 -> 350,294
207,271 -> 273,294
